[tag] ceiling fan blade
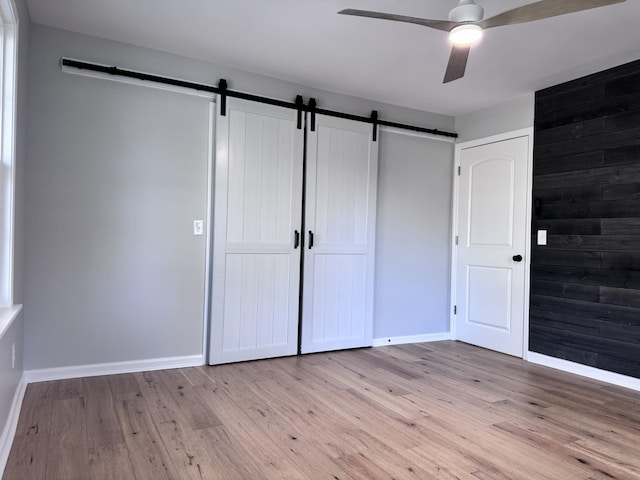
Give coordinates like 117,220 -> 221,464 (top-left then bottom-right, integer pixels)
443,45 -> 470,83
480,0 -> 625,29
338,9 -> 457,32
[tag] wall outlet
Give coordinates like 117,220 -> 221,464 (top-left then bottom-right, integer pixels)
193,220 -> 204,236
11,342 -> 15,369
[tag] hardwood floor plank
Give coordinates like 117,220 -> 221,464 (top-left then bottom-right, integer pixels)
193,382 -> 288,464
417,414 -> 585,480
333,427 -> 439,480
155,369 -> 222,430
334,450 -> 434,480
88,443 -> 137,480
179,366 -> 215,387
403,420 -> 513,480
312,363 -> 419,419
400,443 -> 481,480
133,370 -> 184,426
153,417 -> 233,480
219,382 -> 356,479
568,440 -> 640,478
13,382 -> 55,437
114,396 -> 180,480
83,376 -> 125,448
44,398 -> 90,480
106,373 -> 142,401
4,382 -> 54,479
196,426 -> 271,480
5,341 -> 640,480
52,379 -> 83,401
492,421 -> 637,480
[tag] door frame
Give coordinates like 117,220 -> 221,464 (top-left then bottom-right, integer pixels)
202,102 -> 216,362
449,127 -> 534,359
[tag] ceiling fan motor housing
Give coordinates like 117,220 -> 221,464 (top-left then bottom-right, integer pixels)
449,0 -> 484,23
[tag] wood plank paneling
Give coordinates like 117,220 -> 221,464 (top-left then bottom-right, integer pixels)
534,163 -> 640,189
537,200 -> 640,219
534,219 -> 601,235
531,279 -> 599,302
532,264 -> 640,289
536,93 -> 640,132
531,294 -> 640,325
534,184 -> 603,205
531,249 -> 601,268
531,58 -> 640,379
534,151 -> 603,175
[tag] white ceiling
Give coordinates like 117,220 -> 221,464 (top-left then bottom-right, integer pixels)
25,0 -> 640,117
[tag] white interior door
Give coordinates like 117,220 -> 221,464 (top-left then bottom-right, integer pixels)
209,97 -> 304,364
454,134 -> 530,357
301,114 -> 378,354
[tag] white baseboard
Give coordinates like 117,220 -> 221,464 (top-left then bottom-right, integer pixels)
24,354 -> 204,383
527,351 -> 640,393
373,332 -> 451,347
0,373 -> 27,476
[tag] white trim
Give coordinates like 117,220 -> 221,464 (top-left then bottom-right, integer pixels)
0,372 -> 26,476
448,145 -> 460,341
450,127 -> 534,359
0,304 -> 20,339
373,332 -> 451,347
379,125 -> 456,143
521,128 -> 534,355
527,351 -> 640,393
61,57 -> 216,99
24,355 -> 204,383
454,128 -> 532,150
201,102 -> 215,362
0,0 -> 18,307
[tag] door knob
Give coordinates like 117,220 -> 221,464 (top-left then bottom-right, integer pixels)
512,254 -> 523,262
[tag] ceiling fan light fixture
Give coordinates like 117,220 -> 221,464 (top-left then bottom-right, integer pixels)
449,24 -> 483,45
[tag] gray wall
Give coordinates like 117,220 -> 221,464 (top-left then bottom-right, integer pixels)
24,25 -> 456,370
374,130 -> 453,339
25,26 -> 210,369
455,94 -> 534,143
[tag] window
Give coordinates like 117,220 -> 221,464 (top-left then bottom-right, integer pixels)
0,0 -> 17,307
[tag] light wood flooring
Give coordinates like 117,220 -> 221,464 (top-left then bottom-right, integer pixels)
4,341 -> 640,479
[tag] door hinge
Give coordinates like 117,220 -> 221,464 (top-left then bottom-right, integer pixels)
457,166 -> 461,176
455,235 -> 458,245
454,305 -> 457,315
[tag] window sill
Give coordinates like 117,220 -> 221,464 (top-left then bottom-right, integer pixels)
0,305 -> 22,340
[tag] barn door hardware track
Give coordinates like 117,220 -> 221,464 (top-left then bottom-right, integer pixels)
61,57 -> 458,139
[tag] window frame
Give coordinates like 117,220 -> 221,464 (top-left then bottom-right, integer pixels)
0,0 -> 17,307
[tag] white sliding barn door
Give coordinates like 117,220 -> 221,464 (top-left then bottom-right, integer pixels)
209,98 -> 304,364
301,115 -> 379,354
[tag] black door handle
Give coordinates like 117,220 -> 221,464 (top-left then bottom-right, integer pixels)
513,255 -> 523,262
308,231 -> 314,249
294,230 -> 300,249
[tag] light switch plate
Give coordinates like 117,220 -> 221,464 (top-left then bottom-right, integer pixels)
537,229 -> 547,246
193,220 -> 204,236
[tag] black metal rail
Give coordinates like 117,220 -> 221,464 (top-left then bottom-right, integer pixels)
61,58 -> 458,139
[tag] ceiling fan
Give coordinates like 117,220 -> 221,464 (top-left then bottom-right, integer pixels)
338,0 -> 625,83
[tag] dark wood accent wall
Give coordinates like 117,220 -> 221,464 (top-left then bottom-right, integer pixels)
531,59 -> 640,379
